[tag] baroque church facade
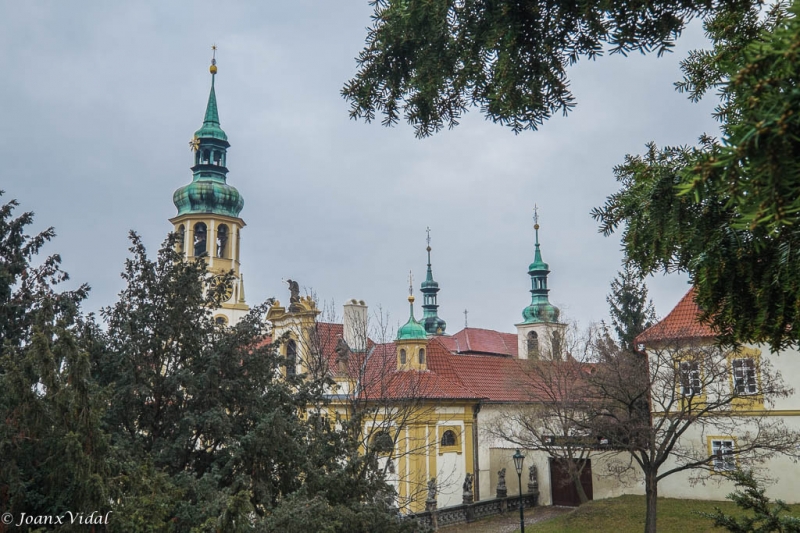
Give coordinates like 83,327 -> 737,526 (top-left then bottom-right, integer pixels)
169,58 -> 800,513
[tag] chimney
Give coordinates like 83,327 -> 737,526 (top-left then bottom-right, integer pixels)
343,299 -> 368,352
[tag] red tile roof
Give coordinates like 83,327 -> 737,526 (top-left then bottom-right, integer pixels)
439,328 -> 518,357
357,340 -> 484,400
636,288 -> 716,344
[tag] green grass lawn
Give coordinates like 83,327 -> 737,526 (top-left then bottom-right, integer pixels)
524,495 -> 800,533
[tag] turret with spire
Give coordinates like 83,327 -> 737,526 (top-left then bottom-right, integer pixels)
169,47 -> 249,325
397,272 -> 429,370
521,206 -> 559,324
516,206 -> 564,360
420,228 -> 447,335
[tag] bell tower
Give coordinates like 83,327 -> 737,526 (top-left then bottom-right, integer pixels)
516,206 -> 565,360
170,48 -> 249,325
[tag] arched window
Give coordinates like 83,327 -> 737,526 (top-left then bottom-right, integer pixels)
213,150 -> 222,165
441,430 -> 457,447
202,149 -> 210,164
399,349 -> 406,365
552,331 -> 562,360
193,222 -> 207,257
214,315 -> 228,326
176,224 -> 185,254
418,348 -> 426,365
216,224 -> 229,258
286,339 -> 297,377
372,431 -> 394,454
527,331 -> 539,358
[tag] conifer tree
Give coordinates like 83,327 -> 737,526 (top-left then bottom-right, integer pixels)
607,264 -> 657,352
0,193 -> 110,530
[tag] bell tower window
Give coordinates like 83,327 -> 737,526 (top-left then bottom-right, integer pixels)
176,224 -> 185,254
551,331 -> 562,360
213,150 -> 221,165
527,331 -> 539,359
202,149 -> 210,164
216,224 -> 229,258
193,222 -> 208,257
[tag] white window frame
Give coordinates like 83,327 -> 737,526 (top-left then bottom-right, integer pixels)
732,357 -> 758,395
680,361 -> 702,397
711,439 -> 736,472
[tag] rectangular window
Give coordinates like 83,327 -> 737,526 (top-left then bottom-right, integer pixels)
732,358 -> 758,395
711,439 -> 736,471
680,361 -> 702,396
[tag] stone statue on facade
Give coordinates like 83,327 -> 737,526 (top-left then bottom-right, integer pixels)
528,464 -> 538,493
496,467 -> 507,498
462,472 -> 474,504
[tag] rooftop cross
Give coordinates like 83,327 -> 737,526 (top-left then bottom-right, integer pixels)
408,270 -> 414,296
533,204 -> 539,227
464,309 -> 468,328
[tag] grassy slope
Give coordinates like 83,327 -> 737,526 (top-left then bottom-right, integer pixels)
528,495 -> 800,533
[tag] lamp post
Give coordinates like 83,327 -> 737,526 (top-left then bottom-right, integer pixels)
513,449 -> 525,533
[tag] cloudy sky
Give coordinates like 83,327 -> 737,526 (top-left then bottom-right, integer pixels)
1,2 -> 719,334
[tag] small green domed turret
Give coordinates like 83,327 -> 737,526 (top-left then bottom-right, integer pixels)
398,294 -> 428,341
522,210 -> 560,324
420,228 -> 446,335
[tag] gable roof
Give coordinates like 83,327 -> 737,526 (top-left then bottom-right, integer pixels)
636,288 -> 716,344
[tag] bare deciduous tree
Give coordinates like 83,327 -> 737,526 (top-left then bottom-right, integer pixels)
587,328 -> 800,533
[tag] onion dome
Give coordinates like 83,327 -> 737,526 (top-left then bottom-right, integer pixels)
522,216 -> 560,324
173,51 -> 244,218
398,294 -> 428,340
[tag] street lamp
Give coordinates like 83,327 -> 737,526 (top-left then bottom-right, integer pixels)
513,449 -> 525,533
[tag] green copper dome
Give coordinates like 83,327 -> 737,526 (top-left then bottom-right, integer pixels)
173,180 -> 244,218
521,222 -> 560,324
398,296 -> 428,340
173,61 -> 243,219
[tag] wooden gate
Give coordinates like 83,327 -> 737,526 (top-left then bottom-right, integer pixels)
549,458 -> 593,507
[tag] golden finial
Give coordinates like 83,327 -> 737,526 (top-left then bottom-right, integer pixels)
209,44 -> 218,75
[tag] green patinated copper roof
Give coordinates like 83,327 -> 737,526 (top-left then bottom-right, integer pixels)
173,63 -> 243,219
420,241 -> 446,335
522,224 -> 560,324
398,297 -> 428,340
194,75 -> 228,141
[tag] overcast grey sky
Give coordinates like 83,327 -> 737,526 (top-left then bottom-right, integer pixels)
1,2 -> 719,333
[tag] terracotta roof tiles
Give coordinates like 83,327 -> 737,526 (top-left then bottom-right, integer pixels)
636,288 -> 715,344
